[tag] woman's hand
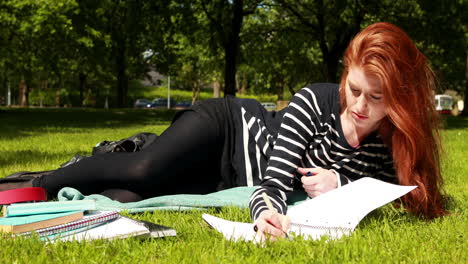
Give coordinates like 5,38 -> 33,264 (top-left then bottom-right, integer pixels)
297,167 -> 338,198
254,209 -> 291,242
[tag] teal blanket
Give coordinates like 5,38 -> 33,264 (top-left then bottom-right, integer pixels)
57,187 -> 308,213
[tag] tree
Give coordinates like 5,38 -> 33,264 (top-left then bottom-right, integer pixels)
241,2 -> 323,99
0,0 -> 79,107
199,0 -> 262,97
366,0 -> 467,114
411,0 -> 467,115
103,0 -> 152,107
67,0 -> 114,106
273,0 -> 371,83
143,1 -> 223,101
1,0 -> 465,109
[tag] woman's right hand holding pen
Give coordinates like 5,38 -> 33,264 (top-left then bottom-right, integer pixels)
298,167 -> 337,198
254,209 -> 291,242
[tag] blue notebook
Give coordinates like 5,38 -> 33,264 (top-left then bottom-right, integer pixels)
3,200 -> 96,217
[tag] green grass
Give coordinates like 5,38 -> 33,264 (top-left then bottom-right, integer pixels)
135,85 -> 283,103
0,108 -> 466,263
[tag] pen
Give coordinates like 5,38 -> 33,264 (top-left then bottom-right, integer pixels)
253,193 -> 277,232
295,171 -> 314,182
261,192 -> 277,213
253,193 -> 288,238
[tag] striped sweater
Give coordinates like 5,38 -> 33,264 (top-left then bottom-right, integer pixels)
246,83 -> 395,220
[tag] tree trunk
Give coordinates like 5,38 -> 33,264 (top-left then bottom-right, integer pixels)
287,82 -> 296,98
223,0 -> 244,97
235,72 -> 241,94
240,71 -> 247,94
313,0 -> 362,82
324,54 -> 340,82
41,79 -> 48,108
116,43 -> 128,108
463,84 -> 468,116
55,90 -> 61,107
318,27 -> 355,83
212,81 -> 221,98
192,82 -> 200,103
78,73 -> 86,107
18,79 -> 28,107
276,75 -> 284,101
462,51 -> 468,116
224,42 -> 238,97
117,68 -> 128,108
55,77 -> 62,107
236,71 -> 247,94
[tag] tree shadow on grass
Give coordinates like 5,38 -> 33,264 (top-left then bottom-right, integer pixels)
0,150 -> 79,173
440,115 -> 468,130
0,108 -> 178,139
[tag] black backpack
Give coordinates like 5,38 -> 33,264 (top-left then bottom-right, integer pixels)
60,132 -> 158,168
91,132 -> 158,155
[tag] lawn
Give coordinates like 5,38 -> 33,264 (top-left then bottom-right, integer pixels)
0,107 -> 466,263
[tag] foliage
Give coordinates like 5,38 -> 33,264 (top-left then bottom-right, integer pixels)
0,0 -> 466,107
241,2 -> 324,98
0,0 -> 79,106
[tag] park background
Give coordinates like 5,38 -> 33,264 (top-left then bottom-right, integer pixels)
0,1 -> 467,263
0,0 -> 466,111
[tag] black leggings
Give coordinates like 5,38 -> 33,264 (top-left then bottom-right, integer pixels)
33,106 -> 226,202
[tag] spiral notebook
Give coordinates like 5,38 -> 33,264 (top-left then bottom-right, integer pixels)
14,211 -> 119,239
202,177 -> 416,242
55,215 -> 177,242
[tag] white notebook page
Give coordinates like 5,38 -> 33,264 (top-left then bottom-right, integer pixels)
287,177 -> 416,229
203,177 -> 416,242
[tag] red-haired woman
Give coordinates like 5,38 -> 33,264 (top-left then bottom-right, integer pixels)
1,23 -> 446,229
251,22 -> 446,239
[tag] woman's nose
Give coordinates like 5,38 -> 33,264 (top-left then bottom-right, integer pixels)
356,95 -> 368,111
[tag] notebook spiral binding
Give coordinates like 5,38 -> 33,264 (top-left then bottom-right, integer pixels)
291,222 -> 354,233
15,211 -> 120,238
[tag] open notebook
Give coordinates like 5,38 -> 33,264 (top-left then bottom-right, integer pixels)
203,177 -> 416,242
53,215 -> 177,242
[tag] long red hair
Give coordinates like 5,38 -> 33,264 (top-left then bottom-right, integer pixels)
339,22 -> 446,219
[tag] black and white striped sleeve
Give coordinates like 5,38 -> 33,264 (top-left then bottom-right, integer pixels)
249,87 -> 325,220
335,144 -> 396,187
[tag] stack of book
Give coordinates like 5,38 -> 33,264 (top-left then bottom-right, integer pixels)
0,200 -> 176,242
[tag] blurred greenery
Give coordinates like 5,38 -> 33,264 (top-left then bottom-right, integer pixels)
133,85 -> 284,104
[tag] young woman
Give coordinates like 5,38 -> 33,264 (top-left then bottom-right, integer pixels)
1,23 -> 445,229
251,22 -> 447,239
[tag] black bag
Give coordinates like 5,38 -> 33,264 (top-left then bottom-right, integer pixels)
60,132 -> 158,168
91,132 -> 158,155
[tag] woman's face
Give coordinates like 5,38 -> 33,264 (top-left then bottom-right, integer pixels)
344,67 -> 387,132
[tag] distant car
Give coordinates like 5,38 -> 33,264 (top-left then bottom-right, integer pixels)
147,98 -> 176,108
261,102 -> 276,111
174,101 -> 193,109
435,94 -> 453,114
134,99 -> 151,108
